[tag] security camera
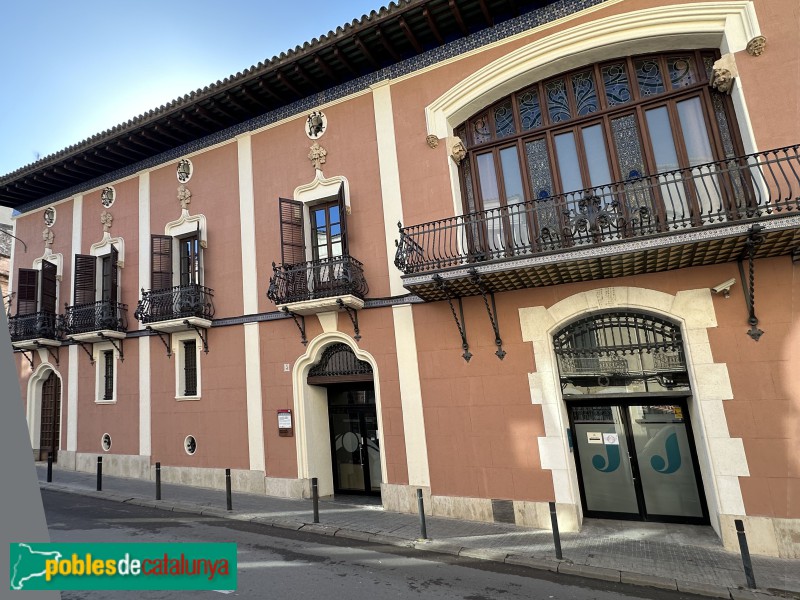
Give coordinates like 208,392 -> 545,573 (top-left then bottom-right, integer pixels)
711,278 -> 736,298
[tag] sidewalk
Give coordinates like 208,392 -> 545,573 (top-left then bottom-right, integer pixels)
37,466 -> 799,599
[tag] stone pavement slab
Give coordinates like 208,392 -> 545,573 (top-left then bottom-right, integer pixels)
36,465 -> 800,598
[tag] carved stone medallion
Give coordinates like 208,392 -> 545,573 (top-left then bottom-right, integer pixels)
306,111 -> 327,140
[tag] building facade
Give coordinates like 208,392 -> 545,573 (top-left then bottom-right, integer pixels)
2,0 -> 798,559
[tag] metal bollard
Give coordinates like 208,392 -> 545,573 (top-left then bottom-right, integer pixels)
155,462 -> 161,501
735,519 -> 757,589
312,477 -> 319,524
225,468 -> 232,511
417,489 -> 428,540
549,501 -> 563,560
46,452 -> 53,483
96,456 -> 103,492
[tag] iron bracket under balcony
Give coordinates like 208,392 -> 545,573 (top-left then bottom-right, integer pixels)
267,255 -> 368,316
134,284 -> 215,333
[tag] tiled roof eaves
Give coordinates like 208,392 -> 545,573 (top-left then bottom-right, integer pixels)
13,0 -> 607,215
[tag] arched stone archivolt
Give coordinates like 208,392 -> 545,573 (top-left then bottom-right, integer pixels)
26,361 -> 63,452
519,286 -> 748,539
291,331 -> 386,498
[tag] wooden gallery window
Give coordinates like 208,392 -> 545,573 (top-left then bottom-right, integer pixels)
455,51 -> 744,250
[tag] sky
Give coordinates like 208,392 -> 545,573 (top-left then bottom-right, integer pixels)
0,0 -> 385,177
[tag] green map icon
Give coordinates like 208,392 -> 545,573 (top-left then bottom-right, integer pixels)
10,543 -> 63,590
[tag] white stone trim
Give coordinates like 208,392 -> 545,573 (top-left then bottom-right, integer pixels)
391,304 -> 430,486
93,341 -> 119,404
26,363 -> 62,452
32,251 -> 64,282
138,336 -> 151,456
138,173 -> 150,331
164,210 -> 207,248
371,80 -> 407,297
173,329 -> 202,400
291,332 -> 386,498
243,323 -> 266,472
66,345 -> 78,452
519,286 -> 748,537
237,136 -> 258,315
89,232 -> 125,267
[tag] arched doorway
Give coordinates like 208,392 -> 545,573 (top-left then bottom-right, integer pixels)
308,343 -> 381,496
554,311 -> 708,524
38,371 -> 61,462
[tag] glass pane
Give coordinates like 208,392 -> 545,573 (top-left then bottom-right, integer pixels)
525,139 -> 560,250
364,412 -> 382,492
573,406 -> 639,514
517,87 -> 543,131
677,97 -> 721,217
471,113 -> 491,145
476,153 -> 503,254
710,92 -> 747,210
667,56 -> 697,89
602,63 -> 632,106
329,205 -> 340,225
645,106 -> 690,225
546,78 -> 571,123
314,209 -> 326,227
628,405 -> 704,518
330,411 -> 365,492
635,58 -> 665,97
500,146 -> 530,250
581,124 -> 613,188
330,241 -> 342,258
572,70 -> 599,116
611,114 -> 656,231
554,132 -> 583,193
494,100 -> 516,138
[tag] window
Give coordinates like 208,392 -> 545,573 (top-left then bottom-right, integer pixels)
179,235 -> 200,286
70,247 -> 119,332
183,340 -> 197,396
174,331 -> 201,400
102,351 -> 114,401
456,51 -> 742,249
12,260 -> 58,339
310,202 -> 343,261
278,182 -> 349,265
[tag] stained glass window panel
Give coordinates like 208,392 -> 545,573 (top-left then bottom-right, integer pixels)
494,100 -> 516,138
572,71 -> 599,116
525,139 -> 554,200
546,78 -> 571,123
667,56 -> 696,88
635,59 -> 665,97
518,88 -> 543,131
471,113 -> 491,145
602,63 -> 632,106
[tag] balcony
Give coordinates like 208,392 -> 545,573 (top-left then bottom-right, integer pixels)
62,300 -> 128,342
267,255 -> 368,315
9,311 -> 60,348
395,146 -> 800,300
134,284 -> 215,332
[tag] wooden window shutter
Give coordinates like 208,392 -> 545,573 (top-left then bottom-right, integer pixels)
279,198 -> 305,265
40,260 -> 58,314
336,183 -> 348,256
16,268 -> 38,315
74,254 -> 96,305
151,235 -> 173,290
109,245 -> 119,303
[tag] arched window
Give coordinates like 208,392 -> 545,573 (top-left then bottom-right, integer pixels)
456,50 -> 743,252
553,311 -> 689,394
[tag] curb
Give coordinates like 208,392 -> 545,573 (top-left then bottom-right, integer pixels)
39,482 -> 797,599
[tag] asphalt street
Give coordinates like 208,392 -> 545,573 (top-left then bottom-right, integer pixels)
42,489 -> 710,600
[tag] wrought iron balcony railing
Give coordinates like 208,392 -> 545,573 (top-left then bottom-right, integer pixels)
134,284 -> 215,324
395,145 -> 800,274
9,311 -> 58,342
62,300 -> 128,336
267,255 -> 369,305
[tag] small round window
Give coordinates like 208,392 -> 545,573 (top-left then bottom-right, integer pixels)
184,435 -> 197,455
101,433 -> 112,452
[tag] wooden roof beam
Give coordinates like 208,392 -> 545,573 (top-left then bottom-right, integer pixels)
376,27 -> 402,62
423,7 -> 445,44
354,36 -> 380,69
60,161 -> 94,177
126,134 -> 158,152
238,86 -> 270,111
477,0 -> 493,27
256,80 -> 282,102
103,143 -> 136,161
276,71 -> 303,98
294,63 -> 320,91
220,91 -> 248,113
150,124 -> 185,145
313,55 -> 338,82
448,0 -> 468,35
25,178 -> 55,193
194,107 -> 225,128
115,138 -> 146,157
398,17 -> 423,54
48,166 -> 82,183
333,46 -> 359,76
174,112 -> 204,132
90,151 -> 125,167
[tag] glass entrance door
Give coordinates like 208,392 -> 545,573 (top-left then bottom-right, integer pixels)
328,387 -> 381,496
569,401 -> 707,523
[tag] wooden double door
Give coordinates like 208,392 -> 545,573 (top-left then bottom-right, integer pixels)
38,372 -> 61,462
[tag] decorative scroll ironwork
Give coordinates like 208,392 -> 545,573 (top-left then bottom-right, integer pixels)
308,343 -> 372,380
14,349 -> 34,369
395,146 -> 800,275
62,301 -> 128,335
146,326 -> 172,358
469,269 -> 505,359
739,224 -> 765,341
98,332 -> 125,361
433,274 -> 471,362
282,307 -> 307,346
336,298 -> 361,341
134,284 -> 215,324
72,340 -> 96,365
9,311 -> 58,342
267,255 -> 368,306
182,320 -> 208,354
35,342 -> 60,366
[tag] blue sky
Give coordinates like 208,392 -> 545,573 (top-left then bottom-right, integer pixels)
0,1 -> 384,176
